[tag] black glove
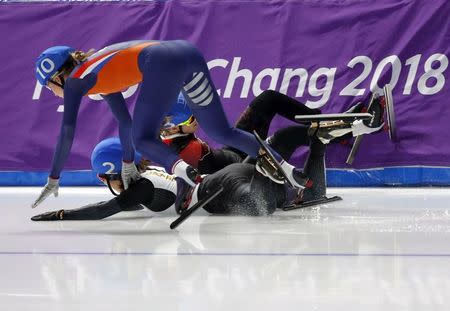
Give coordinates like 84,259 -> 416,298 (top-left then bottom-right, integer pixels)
31,210 -> 64,221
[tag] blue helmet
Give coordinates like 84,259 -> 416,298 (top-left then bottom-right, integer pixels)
164,94 -> 194,127
35,46 -> 75,86
91,137 -> 142,175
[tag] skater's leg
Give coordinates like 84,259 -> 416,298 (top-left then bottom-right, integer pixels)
315,96 -> 385,144
132,46 -> 188,171
184,75 -> 309,186
197,147 -> 243,174
236,90 -> 321,139
267,125 -> 310,161
261,90 -> 321,120
190,99 -> 262,158
302,138 -> 327,201
173,40 -> 306,188
178,42 -> 263,159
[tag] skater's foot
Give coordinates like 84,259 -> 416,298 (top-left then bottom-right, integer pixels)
291,188 -> 324,205
256,151 -> 285,184
291,168 -> 313,188
256,151 -> 312,188
351,96 -> 385,136
280,161 -> 313,188
175,178 -> 195,214
293,187 -> 326,204
365,96 -> 385,129
312,120 -> 353,144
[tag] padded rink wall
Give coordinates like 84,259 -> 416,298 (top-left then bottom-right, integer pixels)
0,0 -> 449,186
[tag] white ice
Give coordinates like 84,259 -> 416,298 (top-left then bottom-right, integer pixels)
0,187 -> 449,311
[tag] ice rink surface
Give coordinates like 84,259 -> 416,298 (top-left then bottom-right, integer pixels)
0,187 -> 449,311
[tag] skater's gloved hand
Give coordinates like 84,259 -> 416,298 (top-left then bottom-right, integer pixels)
121,161 -> 141,190
31,177 -> 59,208
172,160 -> 202,187
31,210 -> 64,221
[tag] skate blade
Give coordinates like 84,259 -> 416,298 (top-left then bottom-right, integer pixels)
295,113 -> 372,124
383,84 -> 397,141
170,187 -> 224,230
346,84 -> 397,165
282,196 -> 342,211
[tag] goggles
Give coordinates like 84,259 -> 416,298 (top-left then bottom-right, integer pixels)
178,115 -> 196,126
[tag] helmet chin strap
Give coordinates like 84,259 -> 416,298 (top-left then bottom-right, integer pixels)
49,71 -> 66,89
105,175 -> 120,197
48,79 -> 64,89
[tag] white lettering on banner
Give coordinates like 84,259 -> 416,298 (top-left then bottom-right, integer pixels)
279,68 -> 308,97
370,55 -> 402,93
339,54 -> 448,97
32,82 -> 44,100
417,53 -> 448,95
222,57 -> 252,98
33,53 -> 449,111
208,57 -> 337,107
404,55 -> 421,95
308,67 -> 336,108
339,56 -> 373,96
252,68 -> 281,96
206,58 -> 228,96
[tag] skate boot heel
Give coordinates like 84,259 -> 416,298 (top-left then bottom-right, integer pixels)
292,169 -> 313,188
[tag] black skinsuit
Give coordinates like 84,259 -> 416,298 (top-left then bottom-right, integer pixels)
31,164 -> 287,220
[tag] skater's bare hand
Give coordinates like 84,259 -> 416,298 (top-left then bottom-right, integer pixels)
31,177 -> 59,208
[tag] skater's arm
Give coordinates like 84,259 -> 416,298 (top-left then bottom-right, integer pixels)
31,198 -> 123,221
235,90 -> 320,140
102,93 -> 135,162
49,79 -> 88,178
250,90 -> 321,120
59,199 -> 123,220
115,178 -> 155,209
32,178 -> 156,221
